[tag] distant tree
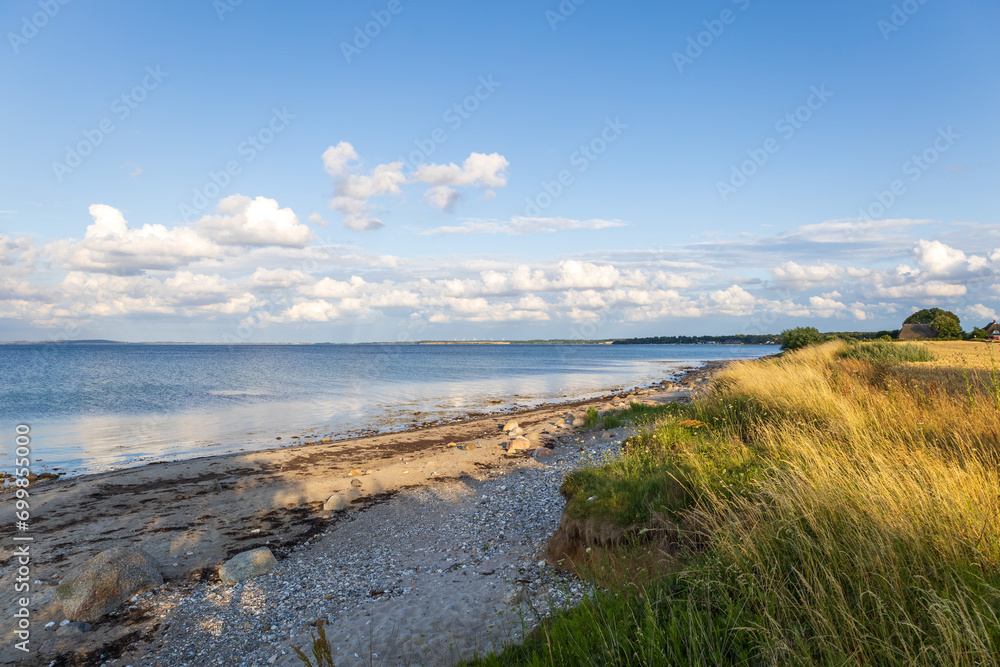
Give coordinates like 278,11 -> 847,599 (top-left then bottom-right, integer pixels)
970,328 -> 987,340
930,313 -> 963,340
905,308 -> 957,326
877,334 -> 893,342
905,307 -> 962,340
781,327 -> 824,351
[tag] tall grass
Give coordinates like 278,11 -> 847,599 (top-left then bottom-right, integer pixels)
467,342 -> 1000,666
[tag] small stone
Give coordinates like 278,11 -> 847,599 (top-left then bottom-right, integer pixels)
219,547 -> 278,585
502,419 -> 519,433
532,448 -> 553,458
602,432 -> 613,439
446,442 -> 458,448
572,418 -> 586,427
458,443 -> 477,451
323,494 -> 348,511
320,438 -> 333,444
351,479 -> 363,488
348,469 -> 363,476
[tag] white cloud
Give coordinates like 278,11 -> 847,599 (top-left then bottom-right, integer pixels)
424,185 -> 461,212
808,295 -> 847,318
411,152 -> 509,189
419,217 -> 627,236
284,299 -> 340,322
912,239 -> 988,277
322,145 -> 510,227
708,285 -> 756,315
965,303 -> 998,323
322,141 -> 359,177
308,212 -> 331,227
247,268 -> 312,288
52,204 -> 219,273
873,281 -> 967,298
198,195 -> 315,248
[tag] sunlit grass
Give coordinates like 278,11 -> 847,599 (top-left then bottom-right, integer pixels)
464,341 -> 1000,666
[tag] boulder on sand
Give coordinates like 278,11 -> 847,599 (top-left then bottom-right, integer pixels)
506,436 -> 537,452
219,547 -> 278,584
323,494 -> 348,511
502,419 -> 520,433
55,546 -> 163,622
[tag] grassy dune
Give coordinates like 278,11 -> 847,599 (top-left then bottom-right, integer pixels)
468,341 -> 1000,666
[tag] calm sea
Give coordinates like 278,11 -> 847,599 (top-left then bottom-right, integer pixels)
0,343 -> 775,476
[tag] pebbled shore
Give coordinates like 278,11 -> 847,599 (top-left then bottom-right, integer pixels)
0,360 -> 735,666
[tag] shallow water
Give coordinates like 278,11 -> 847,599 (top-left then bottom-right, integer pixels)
0,343 -> 775,476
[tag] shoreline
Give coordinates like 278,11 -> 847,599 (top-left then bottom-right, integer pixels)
16,361 -> 709,482
0,360 -> 735,665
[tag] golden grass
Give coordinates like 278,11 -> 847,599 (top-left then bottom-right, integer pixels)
693,342 -> 1000,663
468,341 -> 1000,666
907,339 -> 1000,370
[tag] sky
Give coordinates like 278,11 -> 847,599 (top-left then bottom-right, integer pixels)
1,0 -> 998,343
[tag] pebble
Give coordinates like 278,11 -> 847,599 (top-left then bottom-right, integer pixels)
105,403 -> 644,665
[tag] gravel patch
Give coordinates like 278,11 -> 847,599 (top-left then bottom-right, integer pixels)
100,429 -> 632,667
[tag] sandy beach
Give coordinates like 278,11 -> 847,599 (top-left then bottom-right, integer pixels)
0,361 -> 729,666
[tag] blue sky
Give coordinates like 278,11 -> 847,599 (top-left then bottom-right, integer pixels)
1,0 -> 997,342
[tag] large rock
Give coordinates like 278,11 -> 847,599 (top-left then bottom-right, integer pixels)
502,419 -> 520,433
55,547 -> 163,622
219,547 -> 278,584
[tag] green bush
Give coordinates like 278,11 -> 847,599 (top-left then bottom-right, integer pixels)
780,326 -> 824,351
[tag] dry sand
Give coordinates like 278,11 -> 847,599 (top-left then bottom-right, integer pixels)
0,361 -> 731,666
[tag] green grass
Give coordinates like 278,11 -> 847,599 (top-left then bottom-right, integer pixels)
837,340 -> 934,364
460,342 -> 1000,666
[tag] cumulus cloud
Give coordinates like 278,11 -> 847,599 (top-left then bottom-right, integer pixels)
322,143 -> 510,228
197,195 -> 315,248
708,285 -> 756,315
322,141 -> 359,177
51,204 -> 219,273
912,239 -> 989,277
424,185 -> 461,212
419,217 -> 627,236
307,212 -> 331,227
771,261 -> 871,290
965,303 -> 998,323
411,153 -> 509,189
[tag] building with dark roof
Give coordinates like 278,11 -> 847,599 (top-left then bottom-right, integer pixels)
898,323 -> 936,340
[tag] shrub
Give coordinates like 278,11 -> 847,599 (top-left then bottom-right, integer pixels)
780,326 -> 824,351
